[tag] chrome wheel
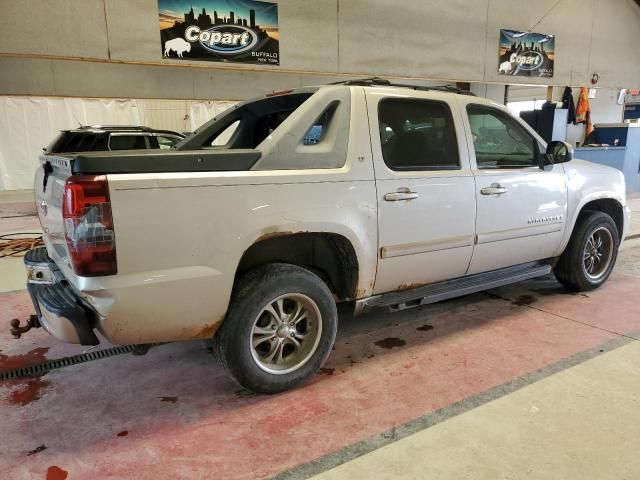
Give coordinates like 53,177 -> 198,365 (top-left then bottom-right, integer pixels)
583,226 -> 614,280
250,293 -> 322,375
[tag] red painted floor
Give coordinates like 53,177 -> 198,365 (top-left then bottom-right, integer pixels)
1,273 -> 640,479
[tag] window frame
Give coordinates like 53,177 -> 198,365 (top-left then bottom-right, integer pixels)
466,103 -> 542,170
377,97 -> 461,172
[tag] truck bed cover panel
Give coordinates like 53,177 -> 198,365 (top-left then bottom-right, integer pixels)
69,149 -> 261,174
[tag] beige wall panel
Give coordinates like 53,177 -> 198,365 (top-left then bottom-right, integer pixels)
0,58 -> 56,96
276,0 -> 339,71
105,0 -> 163,61
588,0 -> 640,88
51,61 -> 195,99
0,0 -> 109,58
337,0 -> 489,81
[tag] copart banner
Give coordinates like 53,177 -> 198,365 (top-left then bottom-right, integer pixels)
499,29 -> 554,78
159,0 -> 279,65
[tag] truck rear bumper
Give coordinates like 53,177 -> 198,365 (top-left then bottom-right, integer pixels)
24,247 -> 100,345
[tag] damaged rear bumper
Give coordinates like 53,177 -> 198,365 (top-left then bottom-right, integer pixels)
24,247 -> 100,345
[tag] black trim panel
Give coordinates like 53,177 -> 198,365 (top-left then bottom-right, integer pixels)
70,149 -> 261,174
364,260 -> 554,312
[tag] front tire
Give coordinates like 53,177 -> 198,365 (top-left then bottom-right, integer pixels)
554,211 -> 619,291
216,263 -> 338,394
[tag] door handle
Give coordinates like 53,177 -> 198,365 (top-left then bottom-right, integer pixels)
384,188 -> 419,202
480,183 -> 507,196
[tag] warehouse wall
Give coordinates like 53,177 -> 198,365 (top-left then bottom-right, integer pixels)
1,0 -> 639,100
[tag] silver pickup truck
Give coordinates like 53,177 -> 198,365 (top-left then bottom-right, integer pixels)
20,79 -> 629,393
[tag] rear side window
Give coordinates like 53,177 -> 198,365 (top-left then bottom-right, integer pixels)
109,135 -> 148,150
303,102 -> 338,145
378,99 -> 459,171
49,132 -> 109,153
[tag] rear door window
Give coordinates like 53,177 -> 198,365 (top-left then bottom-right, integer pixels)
378,99 -> 460,171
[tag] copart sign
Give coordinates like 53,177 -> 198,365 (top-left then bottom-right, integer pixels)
498,29 -> 554,78
159,0 -> 279,65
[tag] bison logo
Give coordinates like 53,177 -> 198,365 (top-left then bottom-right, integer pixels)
164,38 -> 192,58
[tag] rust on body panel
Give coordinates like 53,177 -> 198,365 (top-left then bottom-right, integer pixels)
396,282 -> 426,292
188,316 -> 225,340
254,229 -> 309,243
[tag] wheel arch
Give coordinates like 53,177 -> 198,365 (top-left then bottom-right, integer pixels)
575,198 -> 625,241
235,232 -> 360,302
559,195 -> 625,255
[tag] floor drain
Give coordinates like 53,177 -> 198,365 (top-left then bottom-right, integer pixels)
0,345 -> 137,381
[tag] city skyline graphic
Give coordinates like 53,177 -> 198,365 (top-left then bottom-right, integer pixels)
500,29 -> 555,54
159,0 -> 278,30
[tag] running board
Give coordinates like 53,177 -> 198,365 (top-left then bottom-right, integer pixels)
356,262 -> 552,313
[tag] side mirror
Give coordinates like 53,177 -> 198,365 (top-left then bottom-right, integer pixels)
542,141 -> 573,168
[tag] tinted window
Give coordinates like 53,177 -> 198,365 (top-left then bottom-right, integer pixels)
49,132 -> 109,153
467,105 -> 537,169
378,99 -> 459,171
109,135 -> 148,150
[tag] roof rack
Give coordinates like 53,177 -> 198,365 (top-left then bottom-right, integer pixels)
79,125 -> 152,131
330,77 -> 475,95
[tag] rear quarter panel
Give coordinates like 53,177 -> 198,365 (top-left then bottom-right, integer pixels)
73,88 -> 378,344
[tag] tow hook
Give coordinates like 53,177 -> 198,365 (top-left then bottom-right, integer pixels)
10,315 -> 40,339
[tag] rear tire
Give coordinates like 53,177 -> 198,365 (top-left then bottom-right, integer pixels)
554,211 -> 619,291
216,263 -> 337,394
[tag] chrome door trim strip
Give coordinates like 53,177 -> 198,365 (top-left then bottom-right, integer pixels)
380,235 -> 475,259
477,222 -> 563,245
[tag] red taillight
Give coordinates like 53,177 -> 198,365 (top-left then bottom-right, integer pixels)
62,175 -> 117,276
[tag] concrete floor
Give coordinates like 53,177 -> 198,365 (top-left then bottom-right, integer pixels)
1,193 -> 640,479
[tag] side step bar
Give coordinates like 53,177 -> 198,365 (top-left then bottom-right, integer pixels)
356,262 -> 553,314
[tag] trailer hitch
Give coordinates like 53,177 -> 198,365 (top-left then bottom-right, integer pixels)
10,315 -> 40,339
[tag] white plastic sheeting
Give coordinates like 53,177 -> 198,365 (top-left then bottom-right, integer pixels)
188,100 -> 238,131
0,97 -> 140,190
0,96 -> 238,191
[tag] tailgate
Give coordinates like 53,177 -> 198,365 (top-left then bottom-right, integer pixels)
34,155 -> 73,268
